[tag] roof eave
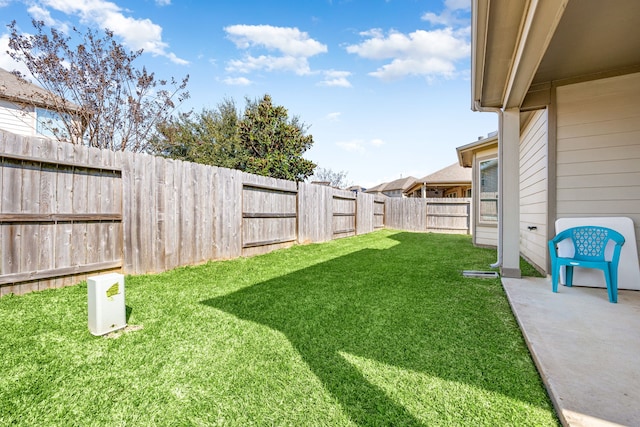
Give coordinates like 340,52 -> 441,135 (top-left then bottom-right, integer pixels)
471,0 -> 490,111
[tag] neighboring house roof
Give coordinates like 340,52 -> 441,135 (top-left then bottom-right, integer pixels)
404,163 -> 471,195
0,67 -> 79,112
365,176 -> 416,195
456,132 -> 498,168
419,162 -> 471,185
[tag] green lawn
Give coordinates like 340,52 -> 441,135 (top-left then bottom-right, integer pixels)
0,230 -> 558,426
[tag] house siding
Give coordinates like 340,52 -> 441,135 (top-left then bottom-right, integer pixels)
556,72 -> 640,255
474,147 -> 498,247
0,100 -> 36,136
519,109 -> 548,272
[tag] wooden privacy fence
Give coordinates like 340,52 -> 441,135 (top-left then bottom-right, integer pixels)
384,197 -> 471,234
0,131 -> 470,296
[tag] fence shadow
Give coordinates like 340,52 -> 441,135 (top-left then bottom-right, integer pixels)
201,232 -> 543,425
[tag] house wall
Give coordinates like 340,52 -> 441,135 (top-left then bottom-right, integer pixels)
0,100 -> 36,136
555,72 -> 640,258
473,146 -> 498,247
519,109 -> 548,272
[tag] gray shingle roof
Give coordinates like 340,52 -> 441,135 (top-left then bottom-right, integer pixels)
416,162 -> 471,184
0,67 -> 79,112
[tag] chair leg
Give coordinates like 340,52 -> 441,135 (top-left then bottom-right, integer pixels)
565,266 -> 573,287
606,265 -> 618,304
551,264 -> 559,293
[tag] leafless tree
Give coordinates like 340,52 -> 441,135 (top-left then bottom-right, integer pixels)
7,20 -> 189,152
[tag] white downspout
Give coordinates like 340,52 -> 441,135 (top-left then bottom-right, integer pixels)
474,101 -> 503,268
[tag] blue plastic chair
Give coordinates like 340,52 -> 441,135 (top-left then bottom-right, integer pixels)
548,226 -> 625,303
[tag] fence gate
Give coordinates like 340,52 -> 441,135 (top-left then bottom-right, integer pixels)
373,199 -> 385,229
426,199 -> 471,234
332,193 -> 356,238
241,182 -> 298,256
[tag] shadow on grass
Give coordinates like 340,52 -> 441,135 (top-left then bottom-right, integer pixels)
202,232 -> 547,425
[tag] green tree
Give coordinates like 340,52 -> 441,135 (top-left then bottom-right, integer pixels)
8,20 -> 189,152
155,98 -> 244,168
155,94 -> 316,181
239,94 -> 316,181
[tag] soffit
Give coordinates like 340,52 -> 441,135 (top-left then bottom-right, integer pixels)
533,0 -> 640,85
477,1 -> 528,108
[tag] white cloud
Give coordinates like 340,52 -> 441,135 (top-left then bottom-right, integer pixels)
337,139 -> 366,154
225,25 -> 327,56
318,70 -> 351,87
336,138 -> 385,153
346,28 -> 469,80
223,76 -> 251,86
37,0 -> 187,64
445,0 -> 470,11
422,0 -> 470,27
227,55 -> 312,75
155,0 -> 171,5
27,5 -> 70,32
224,24 -> 326,76
0,33 -> 32,76
325,112 -> 341,122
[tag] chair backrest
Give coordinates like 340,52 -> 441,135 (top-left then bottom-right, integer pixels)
558,226 -> 625,261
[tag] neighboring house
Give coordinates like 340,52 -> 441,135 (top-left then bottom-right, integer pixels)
365,176 -> 416,198
0,67 -> 79,140
404,162 -> 472,199
471,0 -> 640,278
456,133 -> 498,247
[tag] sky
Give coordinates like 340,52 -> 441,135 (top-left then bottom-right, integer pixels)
0,0 -> 497,188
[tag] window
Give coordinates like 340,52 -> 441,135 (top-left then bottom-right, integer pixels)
479,158 -> 498,223
36,107 -> 69,140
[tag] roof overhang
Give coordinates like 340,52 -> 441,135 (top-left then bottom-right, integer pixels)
472,0 -> 640,111
456,134 -> 498,168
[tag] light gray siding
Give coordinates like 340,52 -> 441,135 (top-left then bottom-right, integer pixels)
556,72 -> 640,254
0,100 -> 36,136
519,109 -> 548,272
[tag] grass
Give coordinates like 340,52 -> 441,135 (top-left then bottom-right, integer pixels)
0,230 -> 558,426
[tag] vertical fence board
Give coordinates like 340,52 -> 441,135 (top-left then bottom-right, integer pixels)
71,143 -> 89,284
216,168 -> 243,259
55,141 -> 74,288
154,155 -> 167,272
298,182 -> 333,243
164,159 -> 179,271
181,161 -> 196,264
121,151 -> 135,273
37,139 -> 56,290
356,192 -> 374,235
85,147 -> 102,269
202,165 -> 216,261
0,133 -> 20,294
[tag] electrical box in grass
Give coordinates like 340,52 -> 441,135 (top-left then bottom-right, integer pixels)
88,273 -> 126,336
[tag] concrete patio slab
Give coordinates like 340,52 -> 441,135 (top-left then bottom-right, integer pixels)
502,277 -> 640,427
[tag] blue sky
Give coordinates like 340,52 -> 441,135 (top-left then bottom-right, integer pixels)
0,0 -> 497,188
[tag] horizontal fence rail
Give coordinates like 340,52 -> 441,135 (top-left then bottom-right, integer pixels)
1,130 -> 471,296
